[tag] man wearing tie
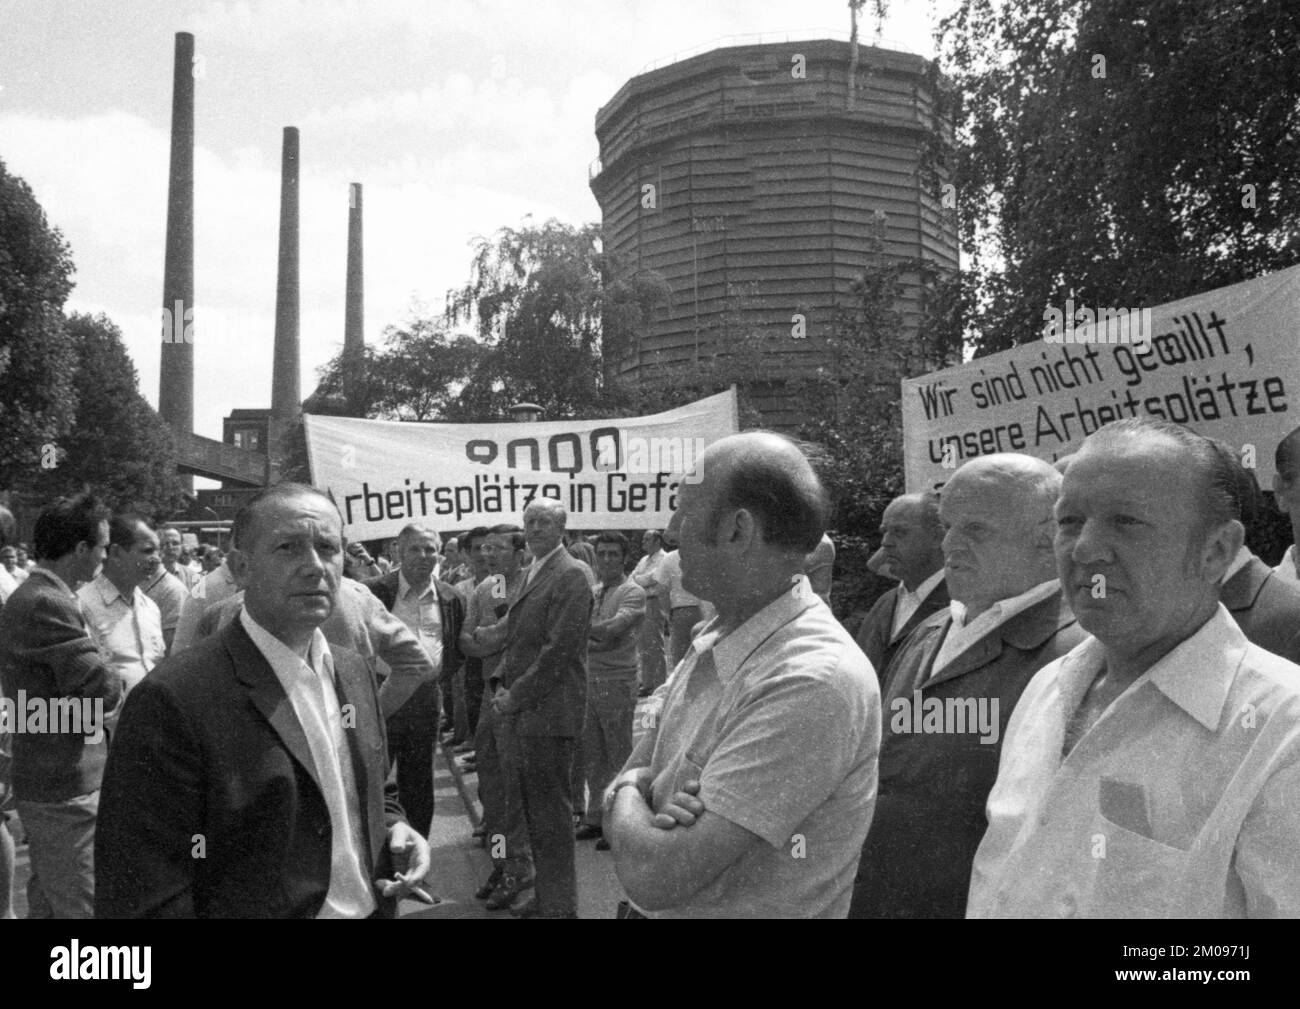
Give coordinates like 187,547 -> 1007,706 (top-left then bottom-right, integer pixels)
490,499 -> 593,918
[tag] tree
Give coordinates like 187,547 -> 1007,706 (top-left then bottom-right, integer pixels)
25,313 -> 185,514
0,158 -> 78,488
937,0 -> 1300,356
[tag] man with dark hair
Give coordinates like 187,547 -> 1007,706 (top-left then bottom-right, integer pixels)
576,531 -> 645,849
489,498 -> 592,917
0,493 -> 121,918
971,419 -> 1300,917
450,525 -> 491,753
461,523 -> 532,908
1271,424 -> 1300,583
78,514 -> 165,703
607,432 -> 878,917
849,455 -> 1084,918
96,483 -> 428,917
854,491 -> 950,685
363,523 -> 464,836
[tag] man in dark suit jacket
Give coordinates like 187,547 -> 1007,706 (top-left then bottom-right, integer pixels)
850,455 -> 1085,918
363,528 -> 465,836
488,498 -> 592,918
1222,550 -> 1300,663
95,484 -> 429,918
854,491 -> 948,685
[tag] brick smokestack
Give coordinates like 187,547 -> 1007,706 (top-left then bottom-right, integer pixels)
271,126 -> 300,419
343,182 -> 364,413
159,32 -> 194,489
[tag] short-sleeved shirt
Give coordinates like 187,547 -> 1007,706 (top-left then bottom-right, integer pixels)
968,605 -> 1300,918
466,574 -> 517,682
641,574 -> 880,917
143,567 -> 189,634
588,576 -> 646,678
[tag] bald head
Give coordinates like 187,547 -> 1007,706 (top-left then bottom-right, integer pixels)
941,453 -> 1063,615
523,496 -> 567,560
698,431 -> 829,554
877,490 -> 945,588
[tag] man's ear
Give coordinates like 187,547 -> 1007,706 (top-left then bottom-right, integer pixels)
1204,519 -> 1245,583
226,547 -> 250,589
1273,473 -> 1293,514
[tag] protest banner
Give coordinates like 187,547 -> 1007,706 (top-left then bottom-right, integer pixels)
304,388 -> 739,540
901,264 -> 1300,490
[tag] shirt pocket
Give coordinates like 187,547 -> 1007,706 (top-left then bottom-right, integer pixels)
1090,813 -> 1193,918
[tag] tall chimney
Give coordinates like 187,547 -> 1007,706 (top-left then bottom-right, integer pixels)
271,126 -> 300,419
159,32 -> 195,490
343,182 -> 364,413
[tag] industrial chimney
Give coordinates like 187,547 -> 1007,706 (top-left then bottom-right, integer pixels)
343,182 -> 364,413
159,32 -> 195,488
270,126 -> 301,420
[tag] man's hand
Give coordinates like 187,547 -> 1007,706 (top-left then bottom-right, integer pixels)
650,779 -> 704,830
490,686 -> 512,715
376,821 -> 431,900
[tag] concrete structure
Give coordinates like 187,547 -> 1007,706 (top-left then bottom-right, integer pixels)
343,182 -> 365,413
159,31 -> 195,488
271,126 -> 301,420
589,39 -> 958,428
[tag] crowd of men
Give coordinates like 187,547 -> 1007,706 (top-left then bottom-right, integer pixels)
2,417 -> 1300,917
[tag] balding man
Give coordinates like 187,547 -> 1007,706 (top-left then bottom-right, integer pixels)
849,455 -> 1085,918
1271,424 -> 1300,583
854,492 -> 949,685
969,419 -> 1300,917
606,432 -> 878,917
96,483 -> 428,917
489,498 -> 592,917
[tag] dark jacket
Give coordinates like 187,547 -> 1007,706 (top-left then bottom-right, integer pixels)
362,570 -> 464,682
849,589 -> 1086,919
854,577 -> 950,687
498,547 -> 592,737
1222,555 -> 1300,664
0,568 -> 123,802
94,617 -> 404,918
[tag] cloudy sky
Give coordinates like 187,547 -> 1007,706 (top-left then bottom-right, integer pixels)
2,0 -> 942,469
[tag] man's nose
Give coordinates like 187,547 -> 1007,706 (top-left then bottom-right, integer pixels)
1068,518 -> 1111,566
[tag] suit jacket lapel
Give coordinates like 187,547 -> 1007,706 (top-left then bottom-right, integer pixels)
1221,557 -> 1268,613
225,618 -> 325,799
889,579 -> 950,644
511,551 -> 561,609
923,590 -> 1072,690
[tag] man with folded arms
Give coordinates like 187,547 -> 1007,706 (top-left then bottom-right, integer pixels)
969,419 -> 1300,918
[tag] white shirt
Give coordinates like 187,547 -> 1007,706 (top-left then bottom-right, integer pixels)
393,571 -> 443,673
890,569 -> 946,640
1273,545 -> 1299,584
524,543 -> 566,587
660,550 -> 701,610
631,548 -> 666,598
0,565 -> 17,605
77,574 -> 165,694
932,579 -> 1059,678
173,562 -> 239,652
968,605 -> 1300,918
239,608 -> 376,919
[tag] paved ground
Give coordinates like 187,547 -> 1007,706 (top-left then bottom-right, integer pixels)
7,736 -> 628,920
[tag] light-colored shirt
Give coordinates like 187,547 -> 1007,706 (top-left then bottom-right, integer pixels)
393,571 -> 443,673
588,576 -> 646,677
464,573 -> 518,682
524,543 -> 566,588
143,567 -> 189,635
0,565 -> 17,605
173,562 -> 239,652
1272,545 -> 1298,584
891,569 -> 946,640
968,605 -> 1300,918
639,574 -> 880,917
239,608 -> 376,919
164,561 -> 202,593
631,548 -> 666,598
932,579 -> 1059,678
660,551 -> 701,610
77,574 -> 165,694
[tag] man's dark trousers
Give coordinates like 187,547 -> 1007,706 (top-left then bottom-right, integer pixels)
387,678 -> 439,836
515,728 -> 576,917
